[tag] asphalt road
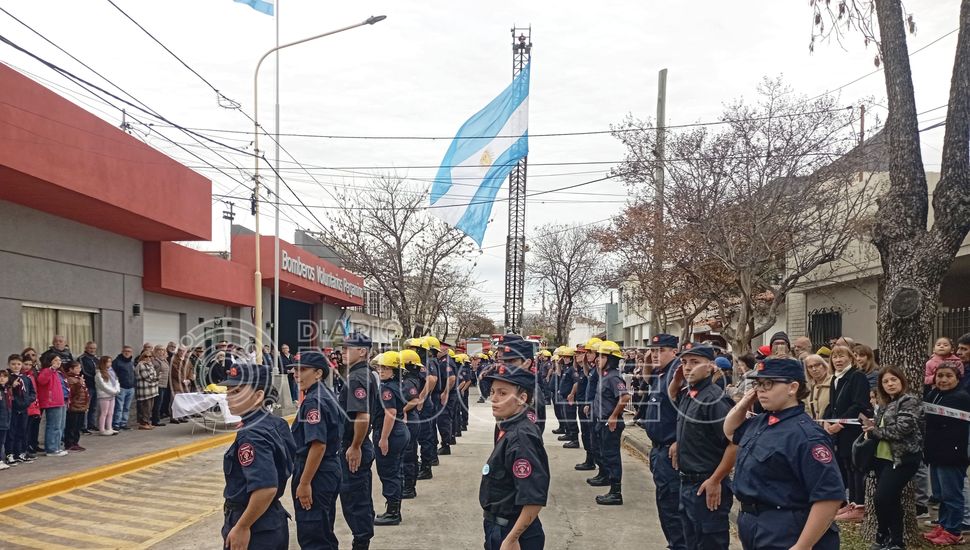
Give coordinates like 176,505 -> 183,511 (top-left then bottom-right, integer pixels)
152,391 -> 673,550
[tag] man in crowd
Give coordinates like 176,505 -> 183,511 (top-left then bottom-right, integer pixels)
40,335 -> 74,367
792,336 -> 813,359
112,346 -> 136,431
78,341 -> 100,433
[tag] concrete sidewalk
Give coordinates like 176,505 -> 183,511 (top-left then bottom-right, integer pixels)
0,405 -> 294,496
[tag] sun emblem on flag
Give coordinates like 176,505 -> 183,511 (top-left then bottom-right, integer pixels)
480,149 -> 494,166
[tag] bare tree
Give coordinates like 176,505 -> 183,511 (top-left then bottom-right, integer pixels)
610,77 -> 874,352
810,2 -> 970,544
320,175 -> 477,337
528,224 -> 605,346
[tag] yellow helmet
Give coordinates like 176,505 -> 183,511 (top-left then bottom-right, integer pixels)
400,349 -> 423,367
447,348 -> 456,358
585,337 -> 603,351
458,353 -> 469,363
552,354 -> 560,361
476,353 -> 488,360
425,336 -> 441,351
597,340 -> 623,359
539,349 -> 552,358
558,346 -> 576,357
404,337 -> 429,350
378,350 -> 402,368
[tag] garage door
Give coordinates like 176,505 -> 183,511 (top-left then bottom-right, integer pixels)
143,310 -> 181,347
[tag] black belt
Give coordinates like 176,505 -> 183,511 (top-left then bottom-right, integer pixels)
739,500 -> 807,515
224,500 -> 246,513
483,511 -> 517,527
679,471 -> 714,482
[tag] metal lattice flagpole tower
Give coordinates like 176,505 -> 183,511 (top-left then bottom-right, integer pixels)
504,26 -> 531,333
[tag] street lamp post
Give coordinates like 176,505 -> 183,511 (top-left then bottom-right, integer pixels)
252,15 -> 387,355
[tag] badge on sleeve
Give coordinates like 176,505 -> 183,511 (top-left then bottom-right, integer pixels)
354,388 -> 366,400
811,444 -> 833,464
512,458 -> 533,479
526,410 -> 537,424
617,382 -> 627,391
238,443 -> 255,467
382,389 -> 393,401
306,409 -> 320,424
408,387 -> 418,396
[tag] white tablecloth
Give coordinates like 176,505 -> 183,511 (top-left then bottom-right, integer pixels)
172,393 -> 241,424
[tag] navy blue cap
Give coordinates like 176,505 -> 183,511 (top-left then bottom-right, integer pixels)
677,343 -> 716,361
294,351 -> 331,371
714,356 -> 733,371
648,334 -> 679,348
502,337 -> 534,361
219,362 -> 271,387
485,363 -> 537,391
749,357 -> 806,382
344,331 -> 372,348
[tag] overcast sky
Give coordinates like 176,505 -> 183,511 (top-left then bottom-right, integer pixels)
1,0 -> 958,321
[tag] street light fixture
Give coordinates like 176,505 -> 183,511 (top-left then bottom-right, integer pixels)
251,15 -> 387,355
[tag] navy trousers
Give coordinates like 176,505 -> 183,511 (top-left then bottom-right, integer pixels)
292,456 -> 340,550
589,412 -> 604,470
418,400 -> 438,464
403,415 -> 420,482
6,410 -> 28,456
595,420 -> 624,482
484,517 -> 544,550
738,508 -> 839,550
650,443 -> 686,550
577,405 -> 592,451
438,395 -> 455,444
679,478 -> 732,550
339,439 -> 376,542
374,428 -> 410,502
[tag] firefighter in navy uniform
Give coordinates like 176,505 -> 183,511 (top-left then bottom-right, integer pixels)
337,332 -> 380,550
220,362 -> 296,550
724,358 -> 843,550
668,343 -> 736,550
480,337 -> 550,550
436,344 -> 458,454
456,354 -> 473,434
408,337 -> 438,479
556,348 -> 580,448
591,340 -> 631,505
290,351 -> 343,550
640,334 -> 687,550
582,338 -> 605,483
399,349 -> 425,499
373,351 -> 411,526
572,344 -> 598,471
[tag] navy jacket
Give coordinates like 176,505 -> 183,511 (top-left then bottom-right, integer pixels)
112,354 -> 136,389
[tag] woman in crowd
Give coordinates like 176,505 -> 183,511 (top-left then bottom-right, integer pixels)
824,344 -> 872,522
135,349 -> 159,430
853,343 -> 880,390
168,346 -> 191,424
924,362 -> 970,546
805,354 -> 832,420
35,355 -> 67,456
862,366 -> 923,550
94,355 -> 120,436
150,345 -> 170,426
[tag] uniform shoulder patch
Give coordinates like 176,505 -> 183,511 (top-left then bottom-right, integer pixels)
382,389 -> 393,401
512,458 -> 532,479
616,381 -> 627,391
306,409 -> 320,424
811,443 -> 833,464
408,387 -> 418,396
526,410 -> 537,424
238,442 -> 255,466
354,387 -> 366,400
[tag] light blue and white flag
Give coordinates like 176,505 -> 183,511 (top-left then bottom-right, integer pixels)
430,63 -> 530,245
234,0 -> 274,16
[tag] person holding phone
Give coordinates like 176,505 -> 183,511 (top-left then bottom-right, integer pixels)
824,345 -> 872,522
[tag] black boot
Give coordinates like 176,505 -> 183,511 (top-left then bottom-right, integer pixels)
374,501 -> 402,526
417,464 -> 433,480
552,428 -> 565,434
557,434 -> 573,441
575,453 -> 596,471
438,445 -> 451,455
586,472 -> 610,487
595,483 -> 623,505
454,431 -> 462,438
431,457 -> 440,466
402,477 -> 417,499
563,440 -> 580,449
352,538 -> 370,550
449,436 -> 457,445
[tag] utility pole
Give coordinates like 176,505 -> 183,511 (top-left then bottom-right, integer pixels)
650,69 -> 667,336
504,26 -> 531,334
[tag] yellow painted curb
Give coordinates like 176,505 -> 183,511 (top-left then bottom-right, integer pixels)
0,414 -> 296,513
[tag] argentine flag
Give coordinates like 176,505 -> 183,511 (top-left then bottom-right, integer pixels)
430,63 -> 530,246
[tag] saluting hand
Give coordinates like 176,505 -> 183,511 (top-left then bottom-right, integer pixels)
225,525 -> 251,550
296,482 -> 313,510
698,477 -> 722,511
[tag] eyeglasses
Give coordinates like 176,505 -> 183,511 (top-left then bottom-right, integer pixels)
754,378 -> 792,390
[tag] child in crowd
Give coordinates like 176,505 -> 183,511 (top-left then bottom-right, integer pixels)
21,349 -> 41,456
94,356 -> 120,436
926,337 -> 963,388
63,361 -> 90,452
924,362 -> 970,546
0,369 -> 10,471
6,354 -> 36,465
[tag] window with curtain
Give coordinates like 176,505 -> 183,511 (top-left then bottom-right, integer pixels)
22,306 -> 94,354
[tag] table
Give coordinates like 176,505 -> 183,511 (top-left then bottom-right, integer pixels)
172,392 -> 241,425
